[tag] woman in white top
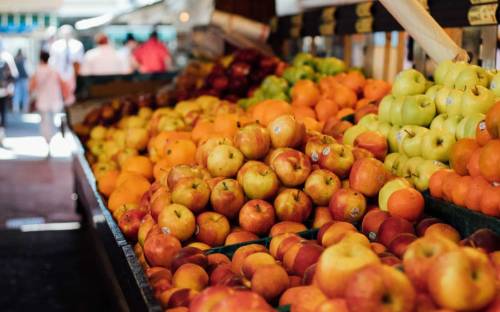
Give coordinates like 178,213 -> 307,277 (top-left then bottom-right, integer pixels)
80,33 -> 128,76
30,51 -> 65,145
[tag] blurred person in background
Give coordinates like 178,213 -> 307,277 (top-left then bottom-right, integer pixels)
118,33 -> 139,74
0,40 -> 18,145
80,33 -> 128,76
30,51 -> 67,151
13,49 -> 30,113
133,30 -> 172,73
49,25 -> 84,105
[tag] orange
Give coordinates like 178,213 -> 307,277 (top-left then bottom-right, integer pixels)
315,97 -> 339,122
476,121 -> 493,146
428,169 -> 453,199
291,80 -> 320,107
387,187 -> 424,221
300,116 -> 324,133
480,186 -> 500,217
153,158 -> 171,183
478,140 -> 500,183
122,156 -> 154,180
336,108 -> 355,120
291,105 -> 316,120
162,139 -> 197,168
148,131 -> 191,161
341,71 -> 366,94
450,175 -> 473,207
213,113 -> 241,139
108,187 -> 142,212
441,172 -> 460,202
450,139 -> 480,176
191,117 -> 216,143
251,99 -> 292,126
116,172 -> 151,197
465,175 -> 491,211
363,79 -> 391,101
355,98 -> 376,110
97,170 -> 119,197
466,148 -> 482,177
324,83 -> 357,109
318,76 -> 339,94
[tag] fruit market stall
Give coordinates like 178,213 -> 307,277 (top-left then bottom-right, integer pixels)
68,1 -> 500,311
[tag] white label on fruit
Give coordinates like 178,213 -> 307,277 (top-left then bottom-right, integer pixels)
368,231 -> 377,241
161,227 -> 171,234
491,82 -> 496,88
194,224 -> 200,235
396,131 -> 403,143
350,207 -> 360,218
446,97 -> 452,106
322,146 -> 330,156
433,161 -> 440,166
493,182 -> 500,187
274,126 -> 281,134
479,121 -> 487,130
311,151 -> 319,162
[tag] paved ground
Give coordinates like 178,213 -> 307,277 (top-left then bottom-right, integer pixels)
0,113 -> 79,228
0,112 -> 109,310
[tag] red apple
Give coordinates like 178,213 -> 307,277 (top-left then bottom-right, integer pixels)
271,149 -> 312,187
210,178 -> 245,219
239,199 -> 275,235
195,212 -> 230,247
329,188 -> 367,223
304,169 -> 341,206
234,123 -> 271,160
354,131 -> 388,161
318,143 -> 354,178
377,216 -> 415,247
267,114 -> 306,148
274,188 -> 312,223
361,208 -> 390,241
349,158 -> 387,197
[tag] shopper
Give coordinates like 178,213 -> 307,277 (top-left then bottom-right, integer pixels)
133,30 -> 172,73
49,24 -> 84,105
118,33 -> 139,74
13,49 -> 30,113
80,33 -> 128,76
30,51 -> 66,148
0,40 -> 18,144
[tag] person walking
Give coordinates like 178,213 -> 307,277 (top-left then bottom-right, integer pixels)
49,25 -> 84,106
30,51 -> 66,151
133,30 -> 172,73
80,33 -> 128,76
118,33 -> 139,74
0,40 -> 18,144
13,49 -> 30,113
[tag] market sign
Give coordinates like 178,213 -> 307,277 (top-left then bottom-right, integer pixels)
0,12 -> 57,33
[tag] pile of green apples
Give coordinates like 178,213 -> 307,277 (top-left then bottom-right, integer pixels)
239,53 -> 347,109
341,61 -> 500,191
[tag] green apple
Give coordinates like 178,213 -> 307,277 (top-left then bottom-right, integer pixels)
390,96 -> 406,126
400,127 -> 428,157
421,130 -> 456,162
343,124 -> 368,146
444,88 -> 464,116
429,113 -> 447,132
261,75 -> 289,96
392,69 -> 427,96
387,125 -> 402,152
401,156 -> 425,183
489,72 -> 500,97
384,153 -> 401,174
435,86 -> 452,114
395,154 -> 409,177
377,122 -> 392,137
442,114 -> 463,136
433,60 -> 453,85
378,95 -> 396,123
454,65 -> 490,91
358,114 -> 380,131
282,65 -> 315,84
401,95 -> 436,126
425,84 -> 443,102
315,57 -> 346,75
461,85 -> 495,116
412,159 -> 447,191
378,178 -> 411,211
456,113 -> 485,139
292,52 -> 315,67
425,80 -> 434,92
442,61 -> 468,88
